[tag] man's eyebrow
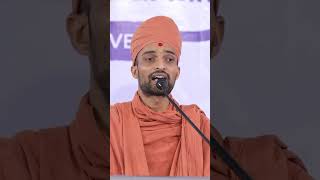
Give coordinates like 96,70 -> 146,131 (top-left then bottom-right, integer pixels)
142,51 -> 156,55
164,50 -> 176,56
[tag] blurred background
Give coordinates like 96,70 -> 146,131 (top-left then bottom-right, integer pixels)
213,0 -> 320,178
0,1 -> 88,136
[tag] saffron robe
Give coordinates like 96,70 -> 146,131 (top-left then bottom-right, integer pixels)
211,125 -> 314,180
0,94 -> 108,180
110,93 -> 211,176
0,93 -> 314,179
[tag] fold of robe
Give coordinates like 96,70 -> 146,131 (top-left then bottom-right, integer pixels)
211,124 -> 315,180
0,94 -> 108,180
110,92 -> 210,176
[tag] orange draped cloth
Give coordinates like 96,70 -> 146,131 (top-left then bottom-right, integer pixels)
130,16 -> 182,64
0,94 -> 108,180
110,92 -> 210,176
211,124 -> 314,180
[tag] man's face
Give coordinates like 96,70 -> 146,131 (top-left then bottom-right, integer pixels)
87,0 -> 108,98
132,43 -> 180,96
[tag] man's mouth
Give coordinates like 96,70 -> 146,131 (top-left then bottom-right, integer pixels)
151,73 -> 168,81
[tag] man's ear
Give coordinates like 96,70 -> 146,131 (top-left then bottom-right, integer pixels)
216,15 -> 225,44
176,66 -> 180,80
212,15 -> 225,58
66,13 -> 90,56
131,65 -> 138,79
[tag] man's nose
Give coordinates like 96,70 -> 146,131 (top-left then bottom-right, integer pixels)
154,58 -> 166,70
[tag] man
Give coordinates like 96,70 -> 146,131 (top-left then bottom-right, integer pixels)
211,0 -> 314,179
0,0 -> 109,179
110,16 -> 210,176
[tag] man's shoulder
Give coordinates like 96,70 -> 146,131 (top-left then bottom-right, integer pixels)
10,126 -> 69,144
0,126 -> 73,178
181,103 -> 204,112
223,134 -> 313,179
110,101 -> 133,117
1,126 -> 72,158
110,101 -> 133,125
224,134 -> 288,156
180,103 -> 208,119
110,101 -> 132,110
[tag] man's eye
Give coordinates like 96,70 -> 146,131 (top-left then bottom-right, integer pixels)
144,57 -> 154,62
167,58 -> 175,62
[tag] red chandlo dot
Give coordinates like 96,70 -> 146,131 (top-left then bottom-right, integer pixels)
158,42 -> 163,46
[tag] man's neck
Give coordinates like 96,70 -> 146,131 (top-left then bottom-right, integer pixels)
89,81 -> 108,132
138,90 -> 169,112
